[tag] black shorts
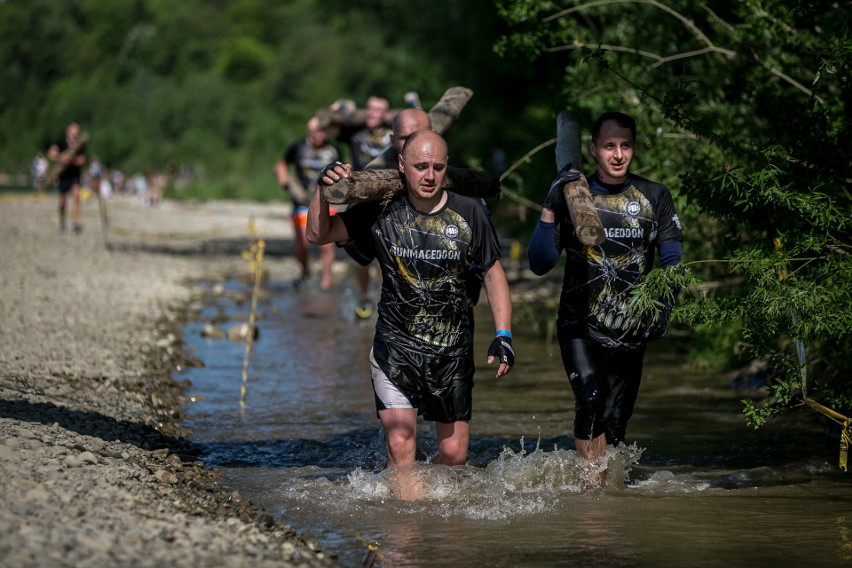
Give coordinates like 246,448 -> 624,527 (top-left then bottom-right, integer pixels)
557,332 -> 645,445
58,175 -> 80,194
371,339 -> 474,423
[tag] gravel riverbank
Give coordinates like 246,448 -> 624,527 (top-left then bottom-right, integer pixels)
0,193 -> 341,567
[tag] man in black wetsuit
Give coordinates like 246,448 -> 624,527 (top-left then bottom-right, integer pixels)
528,112 -> 683,475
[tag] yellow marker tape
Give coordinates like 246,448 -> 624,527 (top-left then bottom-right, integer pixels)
805,398 -> 850,471
240,226 -> 266,408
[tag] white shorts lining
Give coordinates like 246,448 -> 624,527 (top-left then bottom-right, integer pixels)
370,347 -> 414,409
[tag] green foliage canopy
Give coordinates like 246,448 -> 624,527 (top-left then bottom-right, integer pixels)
496,0 -> 851,433
2,0 -> 850,444
0,0 -> 562,196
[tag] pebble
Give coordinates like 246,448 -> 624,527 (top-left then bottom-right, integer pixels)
0,445 -> 16,461
154,469 -> 179,484
66,451 -> 99,468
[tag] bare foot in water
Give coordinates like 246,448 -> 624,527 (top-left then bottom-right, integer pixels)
580,459 -> 607,489
385,466 -> 427,501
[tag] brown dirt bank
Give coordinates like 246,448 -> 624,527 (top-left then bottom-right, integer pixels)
0,193 -> 341,567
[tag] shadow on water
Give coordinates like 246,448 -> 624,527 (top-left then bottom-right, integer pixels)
197,426 -> 388,471
179,275 -> 852,568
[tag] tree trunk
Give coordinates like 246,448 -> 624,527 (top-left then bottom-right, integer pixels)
555,111 -> 605,247
321,86 -> 481,202
321,167 -> 499,205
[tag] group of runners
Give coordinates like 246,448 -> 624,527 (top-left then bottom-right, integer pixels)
46,105 -> 683,497
300,105 -> 684,496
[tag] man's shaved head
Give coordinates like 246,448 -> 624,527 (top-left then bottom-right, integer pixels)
401,129 -> 447,160
392,108 -> 432,155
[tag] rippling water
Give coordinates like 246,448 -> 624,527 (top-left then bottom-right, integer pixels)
179,277 -> 851,567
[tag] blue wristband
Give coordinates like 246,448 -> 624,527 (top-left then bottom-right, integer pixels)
496,329 -> 512,339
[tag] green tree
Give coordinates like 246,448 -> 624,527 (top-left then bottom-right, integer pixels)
496,0 -> 852,450
0,0 -> 566,203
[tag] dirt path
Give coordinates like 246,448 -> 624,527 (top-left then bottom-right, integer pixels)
0,193 -> 340,567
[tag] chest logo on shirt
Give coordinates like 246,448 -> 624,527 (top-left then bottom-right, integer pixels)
444,225 -> 460,239
626,201 -> 641,217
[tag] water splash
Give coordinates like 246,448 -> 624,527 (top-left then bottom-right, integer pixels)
486,438 -> 644,493
627,469 -> 714,493
337,440 -> 645,520
627,455 -> 836,494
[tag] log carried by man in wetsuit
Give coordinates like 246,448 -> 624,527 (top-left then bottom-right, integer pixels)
553,110 -> 606,247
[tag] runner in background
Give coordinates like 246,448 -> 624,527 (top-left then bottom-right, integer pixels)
276,117 -> 342,289
334,95 -> 392,318
46,122 -> 88,234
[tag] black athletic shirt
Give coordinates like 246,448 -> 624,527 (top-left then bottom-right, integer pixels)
542,174 -> 683,350
283,140 -> 342,206
340,191 -> 501,357
339,127 -> 392,171
56,137 -> 86,182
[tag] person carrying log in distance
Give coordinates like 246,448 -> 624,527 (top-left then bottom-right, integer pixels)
307,130 -> 515,499
46,122 -> 88,234
336,107 -> 432,266
336,95 -> 393,319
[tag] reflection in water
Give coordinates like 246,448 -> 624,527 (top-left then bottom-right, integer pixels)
180,278 -> 851,567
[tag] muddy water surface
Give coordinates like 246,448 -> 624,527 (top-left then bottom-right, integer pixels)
180,278 -> 851,567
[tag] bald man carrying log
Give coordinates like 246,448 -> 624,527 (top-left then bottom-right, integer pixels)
307,130 -> 515,499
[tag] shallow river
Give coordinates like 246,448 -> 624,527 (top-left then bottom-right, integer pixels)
179,277 -> 851,568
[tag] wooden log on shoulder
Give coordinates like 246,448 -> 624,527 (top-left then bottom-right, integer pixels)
555,111 -> 582,172
316,87 -> 473,134
314,104 -> 389,130
427,86 -> 474,134
321,167 -> 500,205
555,111 -> 605,247
322,86 -> 480,202
564,174 -> 605,246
